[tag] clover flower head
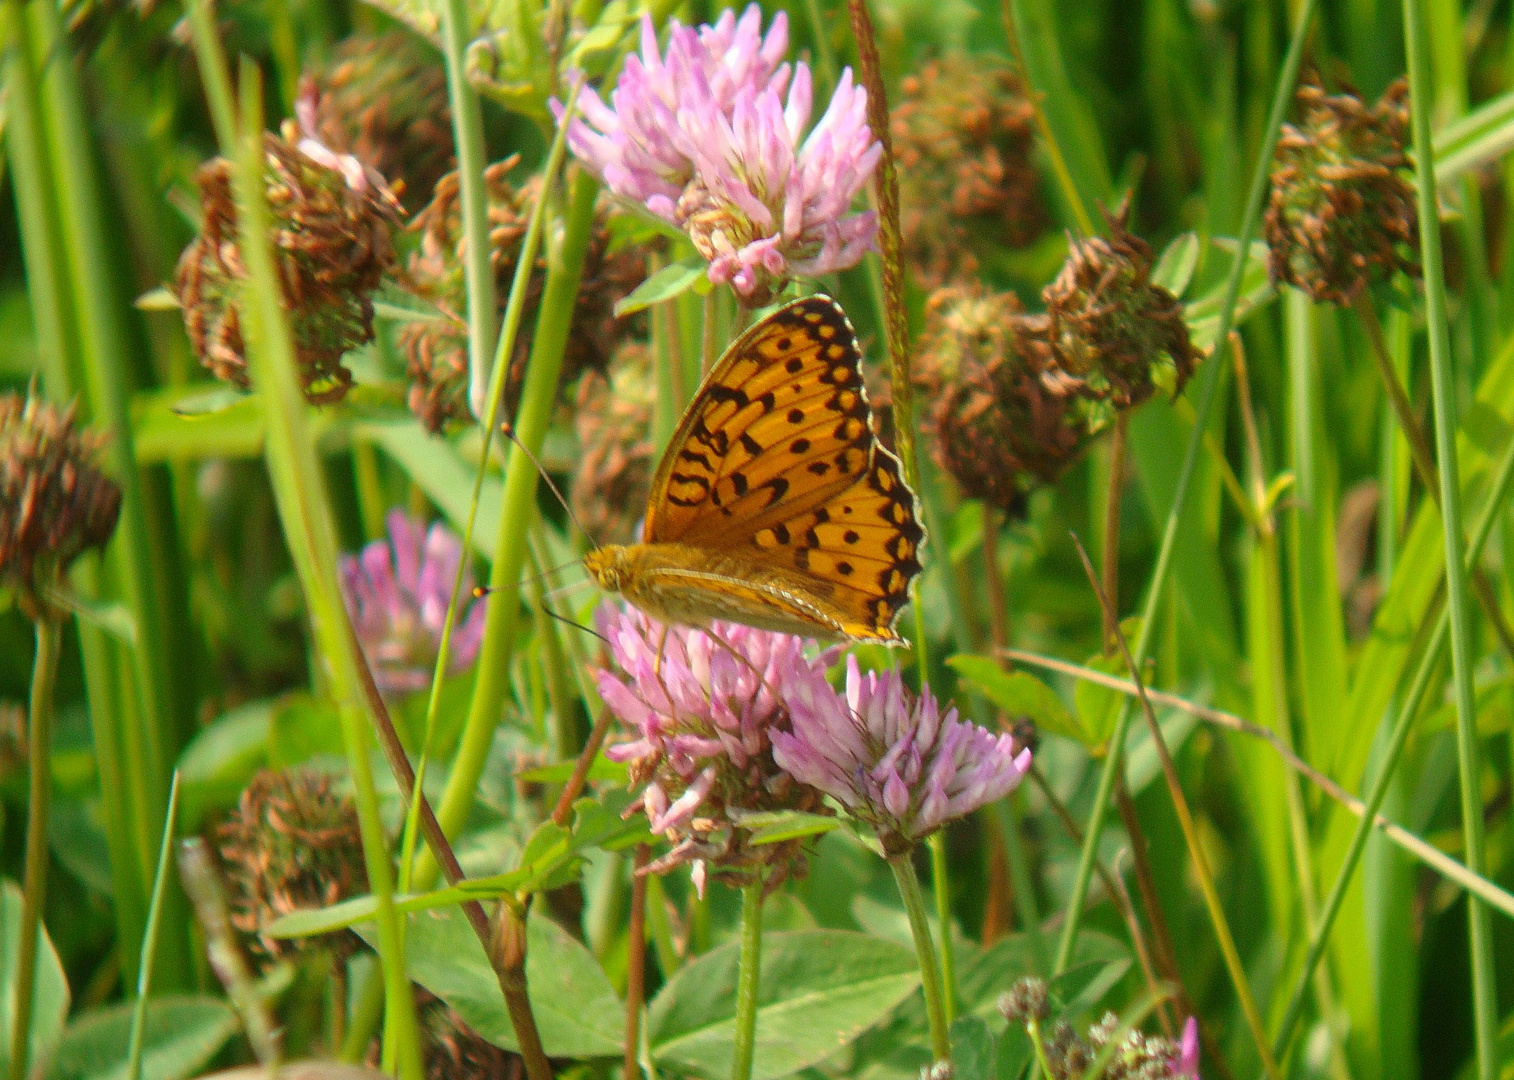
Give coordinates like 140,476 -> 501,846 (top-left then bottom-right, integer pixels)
340,510 -> 486,695
596,604 -> 835,889
773,656 -> 1031,850
559,5 -> 880,303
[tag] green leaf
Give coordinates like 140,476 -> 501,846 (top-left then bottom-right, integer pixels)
950,1016 -> 996,1080
727,809 -> 843,845
613,258 -> 706,317
267,693 -> 345,767
131,385 -> 266,462
1152,232 -> 1201,297
514,754 -> 627,784
1183,239 -> 1274,352
360,906 -> 624,1058
174,699 -> 273,828
168,387 -> 252,417
947,656 -> 1089,745
1432,88 -> 1514,187
44,998 -> 238,1080
1,880 -> 70,1077
648,930 -> 920,1080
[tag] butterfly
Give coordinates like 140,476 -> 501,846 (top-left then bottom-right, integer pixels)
583,295 -> 925,645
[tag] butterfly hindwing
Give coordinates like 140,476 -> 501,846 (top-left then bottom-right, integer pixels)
640,294 -> 925,642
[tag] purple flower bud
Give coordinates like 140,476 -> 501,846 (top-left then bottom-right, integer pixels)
339,510 -> 486,696
773,656 -> 1031,848
558,5 -> 880,304
1174,1017 -> 1201,1079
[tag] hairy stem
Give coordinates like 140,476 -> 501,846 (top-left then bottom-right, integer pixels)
889,853 -> 950,1063
731,882 -> 766,1080
9,618 -> 61,1080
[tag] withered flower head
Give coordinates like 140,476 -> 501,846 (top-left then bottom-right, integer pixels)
893,52 -> 1044,288
915,285 -> 1086,513
1264,77 -> 1417,306
1041,204 -> 1198,426
175,121 -> 402,405
571,342 -> 654,547
216,768 -> 367,962
304,30 -> 454,213
398,161 -> 646,432
0,395 -> 121,619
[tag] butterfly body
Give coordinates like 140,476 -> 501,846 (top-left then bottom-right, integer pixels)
584,296 -> 925,645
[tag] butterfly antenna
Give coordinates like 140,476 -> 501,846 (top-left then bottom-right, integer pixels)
499,421 -> 603,549
541,601 -> 610,646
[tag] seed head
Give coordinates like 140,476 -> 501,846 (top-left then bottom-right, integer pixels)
1265,78 -> 1417,306
216,768 -> 368,963
893,52 -> 1044,288
175,123 -> 402,404
998,976 -> 1050,1025
572,342 -> 654,547
0,395 -> 122,619
915,284 -> 1087,513
398,161 -> 645,431
1041,203 -> 1198,427
304,30 -> 454,213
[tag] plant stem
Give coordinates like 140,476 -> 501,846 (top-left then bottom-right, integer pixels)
1355,294 -> 1514,659
731,882 -> 766,1080
982,506 -> 1011,655
1400,2 -> 1497,1074
437,0 -> 497,419
427,168 -> 600,867
9,618 -> 61,1080
1073,538 -> 1280,1080
1005,647 -> 1514,919
1052,0 -> 1318,973
552,708 -> 615,827
1238,326 -> 1349,1077
926,833 -> 956,1023
625,845 -> 651,1080
127,772 -> 181,1080
1101,415 -> 1127,649
402,94 -> 578,888
888,853 -> 950,1064
490,901 -> 551,1080
182,18 -> 424,1072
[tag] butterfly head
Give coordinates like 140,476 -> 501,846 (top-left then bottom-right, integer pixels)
583,545 -> 630,594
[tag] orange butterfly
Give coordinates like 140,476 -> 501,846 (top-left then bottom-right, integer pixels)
584,295 -> 925,645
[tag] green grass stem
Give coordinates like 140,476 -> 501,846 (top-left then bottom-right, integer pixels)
1395,3 -> 1495,1075
399,94 -> 577,892
127,772 -> 181,1080
438,0 -> 499,419
181,14 -> 424,1073
1267,360 -> 1514,1067
425,167 -> 600,863
1052,0 -> 1318,974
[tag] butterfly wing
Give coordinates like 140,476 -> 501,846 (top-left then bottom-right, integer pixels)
642,295 -> 924,641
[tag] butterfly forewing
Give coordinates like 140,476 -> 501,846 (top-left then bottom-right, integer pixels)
639,295 -> 925,642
